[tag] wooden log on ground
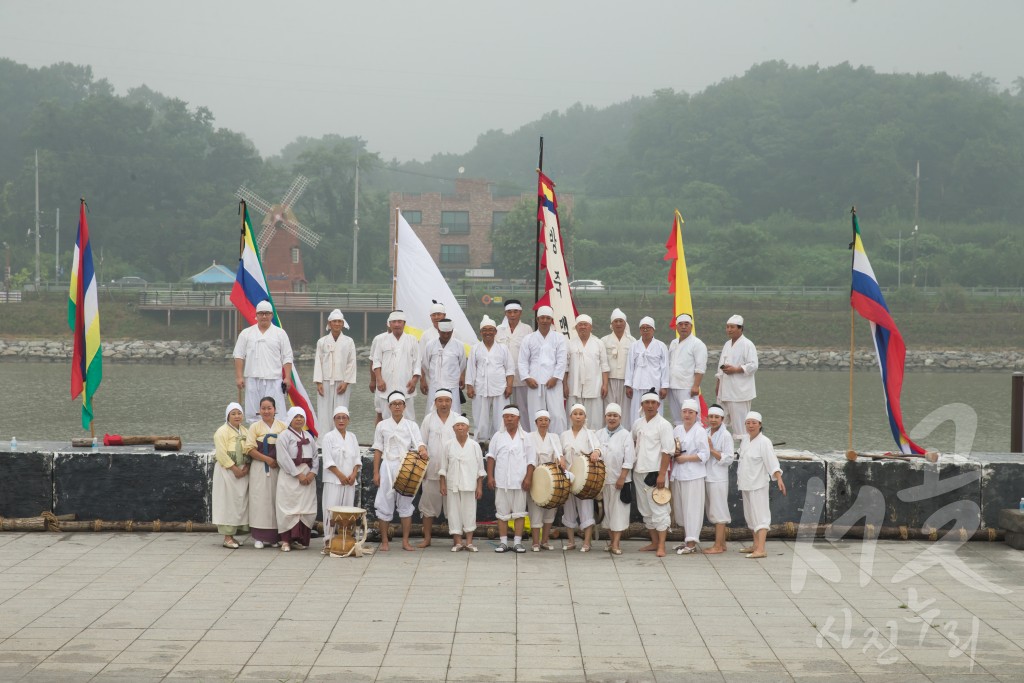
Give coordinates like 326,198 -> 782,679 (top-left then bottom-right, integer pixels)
72,435 -> 181,448
153,438 -> 183,451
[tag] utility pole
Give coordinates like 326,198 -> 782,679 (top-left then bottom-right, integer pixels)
352,152 -> 360,286
34,150 -> 40,288
912,160 -> 920,287
897,229 -> 902,288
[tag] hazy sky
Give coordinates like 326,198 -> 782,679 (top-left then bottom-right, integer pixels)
2,1 -> 1021,161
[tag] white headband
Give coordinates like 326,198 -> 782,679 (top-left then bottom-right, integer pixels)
610,308 -> 627,322
479,315 -> 498,330
437,319 -> 454,333
681,399 -> 700,413
605,403 -> 622,416
676,313 -> 693,324
639,316 -> 655,329
504,301 -> 523,311
745,411 -> 763,423
502,406 -> 521,417
388,390 -> 407,404
575,314 -> 593,326
225,402 -> 244,421
333,406 -> 350,417
434,388 -> 453,401
728,314 -> 744,326
536,305 -> 554,318
286,406 -> 307,424
707,406 -> 726,418
429,300 -> 446,314
640,390 -> 660,403
388,310 -> 406,323
569,403 -> 587,415
453,415 -> 470,427
255,300 -> 273,313
533,410 -> 551,422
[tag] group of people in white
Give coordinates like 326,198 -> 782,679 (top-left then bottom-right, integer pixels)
216,297 -> 787,558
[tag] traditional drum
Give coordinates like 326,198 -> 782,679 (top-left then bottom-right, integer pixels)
327,506 -> 367,557
393,451 -> 428,497
568,454 -> 605,500
652,486 -> 672,505
530,462 -> 571,509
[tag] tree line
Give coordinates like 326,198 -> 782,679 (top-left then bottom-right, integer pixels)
0,58 -> 1021,290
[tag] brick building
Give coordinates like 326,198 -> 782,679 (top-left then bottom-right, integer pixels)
389,178 -> 573,280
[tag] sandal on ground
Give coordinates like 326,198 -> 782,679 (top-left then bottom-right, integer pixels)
465,544 -> 478,552
280,543 -> 291,552
541,543 -> 555,551
677,545 -> 699,555
738,546 -> 754,553
532,545 -> 541,552
513,543 -> 526,553
746,551 -> 768,559
580,545 -> 591,553
222,540 -> 239,549
610,548 -> 623,556
451,544 -> 463,552
495,543 -> 509,553
564,544 -> 577,551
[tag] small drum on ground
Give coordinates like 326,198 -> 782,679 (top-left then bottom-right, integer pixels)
393,451 -> 428,497
568,454 -> 606,500
328,506 -> 367,557
531,462 -> 571,509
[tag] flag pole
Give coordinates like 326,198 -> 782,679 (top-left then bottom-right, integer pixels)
534,137 -> 544,326
237,201 -> 246,405
847,206 -> 857,459
392,208 -> 400,310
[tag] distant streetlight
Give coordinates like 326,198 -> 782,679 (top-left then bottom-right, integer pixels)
911,225 -> 919,287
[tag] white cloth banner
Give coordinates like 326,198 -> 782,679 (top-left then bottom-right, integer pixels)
395,211 -> 478,349
537,175 -> 577,341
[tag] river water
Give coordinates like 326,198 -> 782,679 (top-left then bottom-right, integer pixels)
1,362 -> 1014,453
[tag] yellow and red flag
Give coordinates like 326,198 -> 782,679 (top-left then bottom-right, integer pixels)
664,209 -> 708,422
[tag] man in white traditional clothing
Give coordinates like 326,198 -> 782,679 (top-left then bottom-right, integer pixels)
602,308 -> 635,429
596,402 -> 635,555
233,300 -> 294,423
465,315 -> 513,444
631,389 -> 674,558
486,406 -> 536,553
667,313 -> 708,426
320,405 -> 361,552
421,318 -> 467,415
564,314 -> 609,430
372,310 -> 422,422
418,300 -> 446,357
670,398 -> 709,555
313,309 -> 357,442
624,316 -> 669,423
496,299 -> 533,418
703,404 -> 735,555
715,314 -> 759,438
372,391 -> 427,552
519,305 -> 569,434
418,388 -> 459,548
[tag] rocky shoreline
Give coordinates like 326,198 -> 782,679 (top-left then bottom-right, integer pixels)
1,338 -> 1021,372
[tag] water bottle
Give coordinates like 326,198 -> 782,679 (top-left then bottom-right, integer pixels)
9,436 -> 16,451
1020,497 -> 1024,512
91,437 -> 99,451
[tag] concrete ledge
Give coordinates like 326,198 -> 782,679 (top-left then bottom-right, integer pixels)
999,508 -> 1024,534
2,445 -> 1021,537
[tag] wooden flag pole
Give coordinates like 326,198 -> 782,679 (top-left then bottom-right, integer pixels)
392,208 -> 400,310
534,137 -> 544,327
236,201 -> 246,405
846,206 -> 857,461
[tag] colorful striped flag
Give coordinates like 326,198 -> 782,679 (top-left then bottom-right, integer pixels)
535,171 -> 579,338
68,199 -> 102,430
850,211 -> 925,455
664,209 -> 708,422
230,204 -> 318,437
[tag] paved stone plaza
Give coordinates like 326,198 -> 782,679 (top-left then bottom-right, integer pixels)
0,531 -> 1022,682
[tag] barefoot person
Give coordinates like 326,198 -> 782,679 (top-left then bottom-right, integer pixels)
275,407 -> 319,552
670,399 -> 709,555
419,389 -> 459,548
313,309 -> 356,442
486,406 -> 536,553
560,404 -> 600,552
526,410 -> 563,552
466,315 -> 514,444
737,411 -> 786,559
245,396 -> 285,549
601,309 -> 634,429
213,402 -> 250,549
596,403 -> 634,555
372,391 -> 427,552
439,415 -> 485,552
630,389 -> 674,557
703,404 -> 734,555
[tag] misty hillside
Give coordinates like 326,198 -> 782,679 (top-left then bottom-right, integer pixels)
0,58 -> 1021,288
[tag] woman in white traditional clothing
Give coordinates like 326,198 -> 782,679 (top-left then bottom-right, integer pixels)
526,410 -> 564,552
439,415 -> 485,552
670,399 -> 709,555
703,404 -> 734,555
245,396 -> 285,549
736,411 -> 786,559
596,403 -> 634,555
213,402 -> 250,549
560,404 -> 600,552
275,406 -> 320,552
320,405 -> 361,553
